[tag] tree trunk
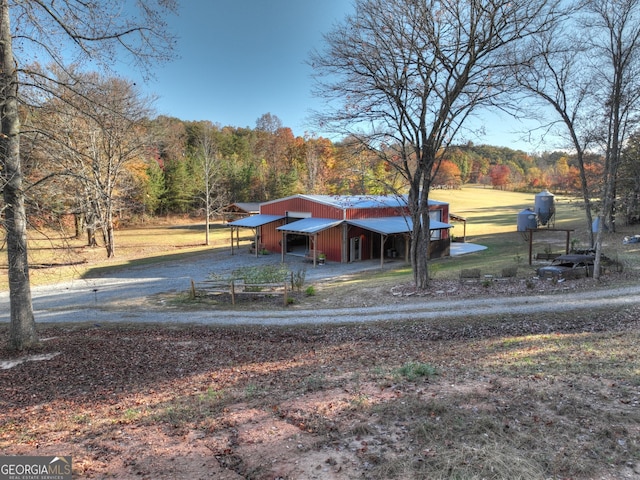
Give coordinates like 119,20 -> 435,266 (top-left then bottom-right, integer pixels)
411,225 -> 430,289
74,213 -> 85,239
205,213 -> 210,246
103,208 -> 115,258
87,227 -> 97,247
104,224 -> 115,258
409,179 -> 431,289
1,1 -> 37,350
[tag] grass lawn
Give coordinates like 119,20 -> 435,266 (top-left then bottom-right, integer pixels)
0,220 -> 248,290
1,187 -> 639,479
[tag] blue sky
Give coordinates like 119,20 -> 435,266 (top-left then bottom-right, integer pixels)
131,1 -> 351,137
130,1 -> 547,152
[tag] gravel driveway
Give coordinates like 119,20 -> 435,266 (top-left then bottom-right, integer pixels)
1,248 -> 639,326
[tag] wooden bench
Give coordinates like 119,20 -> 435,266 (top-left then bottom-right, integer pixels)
459,268 -> 482,283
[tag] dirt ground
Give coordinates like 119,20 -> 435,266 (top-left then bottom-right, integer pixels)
1,271 -> 640,479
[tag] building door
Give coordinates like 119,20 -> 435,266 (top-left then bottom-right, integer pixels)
349,236 -> 361,262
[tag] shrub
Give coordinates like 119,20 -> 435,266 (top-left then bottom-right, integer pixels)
231,264 -> 289,283
292,268 -> 306,292
502,265 -> 518,278
396,362 -> 437,381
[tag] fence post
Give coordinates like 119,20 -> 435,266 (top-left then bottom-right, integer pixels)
283,281 -> 288,306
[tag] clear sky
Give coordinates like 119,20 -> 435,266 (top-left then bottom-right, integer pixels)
131,1 -> 548,152
130,1 -> 351,136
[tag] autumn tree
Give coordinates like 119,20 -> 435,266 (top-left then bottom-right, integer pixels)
445,147 -> 475,184
187,121 -> 228,245
302,135 -> 334,194
489,164 -> 511,190
433,160 -> 462,189
0,0 -> 176,350
253,113 -> 303,200
311,0 -> 561,288
30,74 -> 154,257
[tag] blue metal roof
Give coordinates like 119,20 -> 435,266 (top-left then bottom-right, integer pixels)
347,217 -> 411,235
228,214 -> 284,228
277,217 -> 343,234
347,217 -> 452,235
261,194 -> 448,210
302,194 -> 408,209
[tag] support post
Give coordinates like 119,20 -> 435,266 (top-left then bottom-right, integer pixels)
254,229 -> 259,258
528,229 -> 533,265
404,234 -> 410,264
312,234 -> 317,267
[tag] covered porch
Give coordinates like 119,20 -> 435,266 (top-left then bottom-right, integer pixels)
276,217 -> 343,267
346,216 -> 454,268
227,214 -> 284,256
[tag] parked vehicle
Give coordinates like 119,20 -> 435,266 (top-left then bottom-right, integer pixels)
536,254 -> 596,280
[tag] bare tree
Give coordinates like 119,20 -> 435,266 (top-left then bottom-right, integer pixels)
0,0 -> 176,350
584,0 -> 640,278
32,73 -> 154,258
195,124 -> 227,246
513,21 -> 600,247
311,0 -> 561,288
620,132 -> 640,225
1,3 -> 35,350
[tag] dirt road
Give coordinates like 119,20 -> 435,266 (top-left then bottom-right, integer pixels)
1,248 -> 638,326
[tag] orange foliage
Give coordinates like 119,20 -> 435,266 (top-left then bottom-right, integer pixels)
433,160 -> 462,188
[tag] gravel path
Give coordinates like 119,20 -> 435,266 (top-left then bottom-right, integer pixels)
1,249 -> 639,326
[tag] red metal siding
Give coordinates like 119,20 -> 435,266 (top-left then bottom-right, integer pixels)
259,221 -> 284,253
439,203 -> 450,239
257,219 -> 344,261
261,197 -> 342,219
441,203 -> 449,220
255,195 -> 451,260
315,226 -> 343,262
346,206 -> 409,219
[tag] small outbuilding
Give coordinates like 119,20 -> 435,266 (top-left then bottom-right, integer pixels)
229,194 -> 452,266
222,202 -> 260,222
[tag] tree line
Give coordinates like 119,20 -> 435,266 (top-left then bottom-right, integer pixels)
18,93 -> 640,257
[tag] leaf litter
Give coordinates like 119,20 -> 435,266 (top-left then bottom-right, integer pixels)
1,277 -> 640,479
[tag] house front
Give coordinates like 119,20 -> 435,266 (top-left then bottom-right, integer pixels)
229,194 -> 452,265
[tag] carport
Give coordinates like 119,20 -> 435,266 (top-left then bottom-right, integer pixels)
347,216 -> 453,268
228,214 -> 284,256
277,218 -> 343,266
